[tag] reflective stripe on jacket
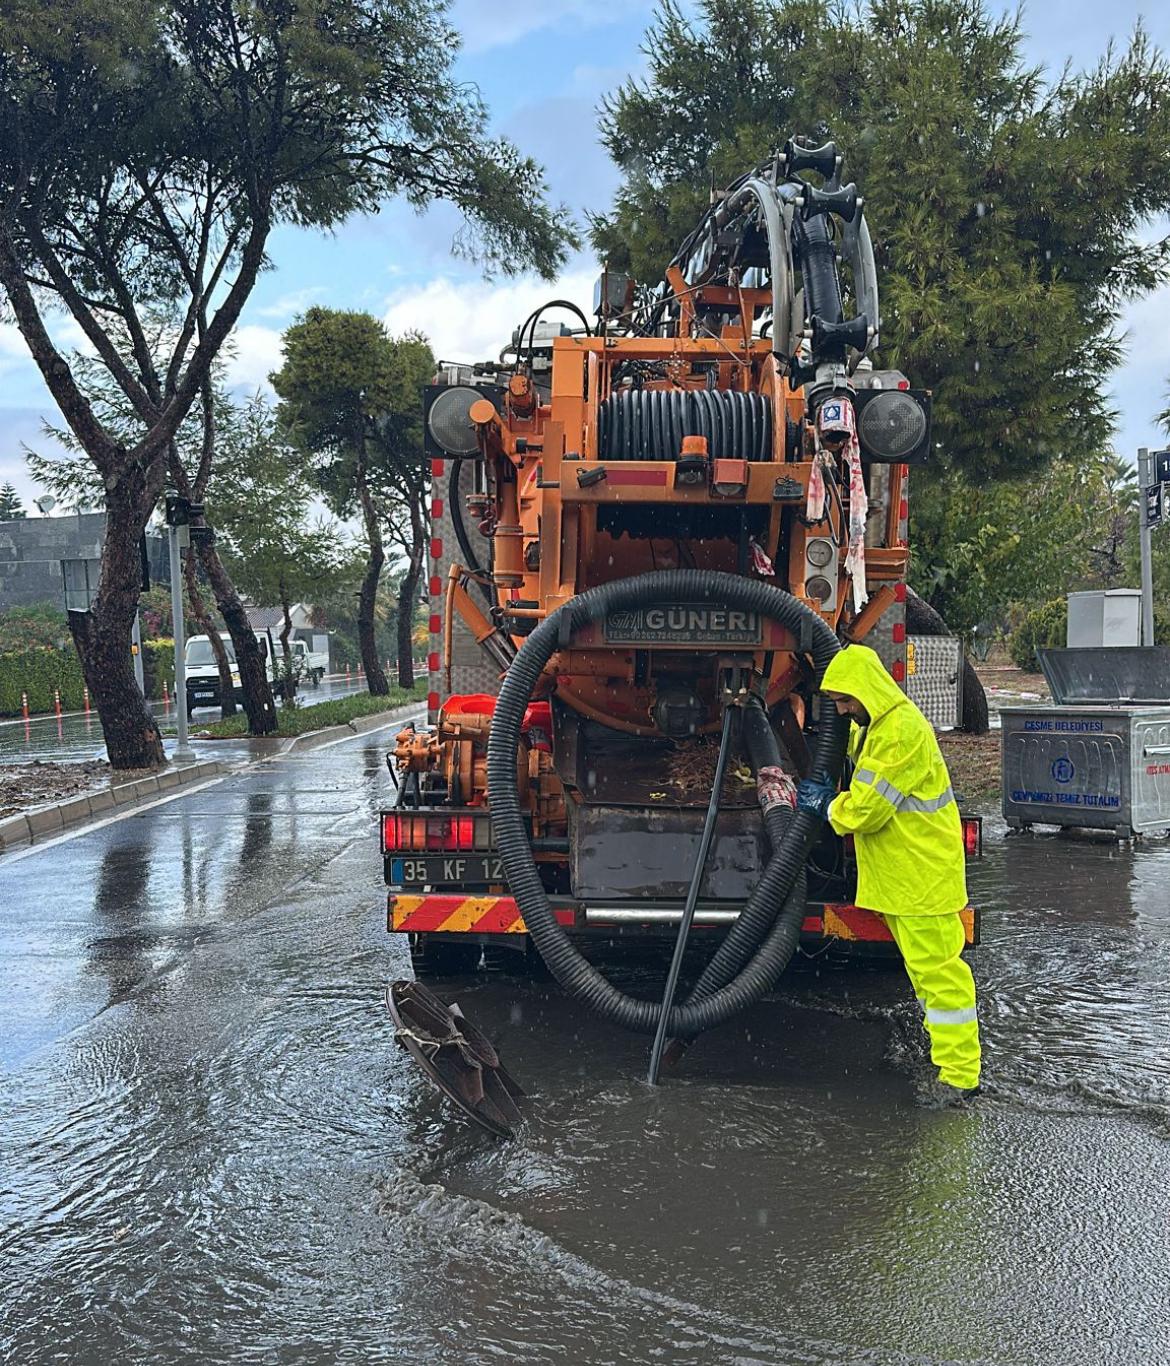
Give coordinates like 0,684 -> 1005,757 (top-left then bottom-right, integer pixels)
822,644 -> 967,917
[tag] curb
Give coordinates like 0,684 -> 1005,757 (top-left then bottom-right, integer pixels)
0,759 -> 228,854
280,701 -> 423,754
0,701 -> 425,855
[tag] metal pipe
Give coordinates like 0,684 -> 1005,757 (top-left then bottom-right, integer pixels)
1139,447 -> 1155,647
647,704 -> 737,1085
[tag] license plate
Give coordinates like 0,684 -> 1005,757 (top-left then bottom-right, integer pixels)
193,691 -> 214,700
390,854 -> 505,886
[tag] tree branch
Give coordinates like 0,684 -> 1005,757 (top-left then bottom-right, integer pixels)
19,211 -> 158,425
0,223 -> 121,472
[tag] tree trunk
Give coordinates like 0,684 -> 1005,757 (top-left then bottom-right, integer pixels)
358,539 -> 388,694
354,447 -> 390,696
69,483 -> 165,771
278,588 -> 296,706
198,541 -> 278,734
396,547 -> 424,692
905,588 -> 990,735
183,551 -> 236,718
396,495 -> 427,691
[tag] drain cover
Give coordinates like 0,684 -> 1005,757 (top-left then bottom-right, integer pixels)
386,980 -> 525,1137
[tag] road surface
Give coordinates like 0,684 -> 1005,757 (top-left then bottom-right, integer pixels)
2,726 -> 1168,1364
0,673 -> 374,766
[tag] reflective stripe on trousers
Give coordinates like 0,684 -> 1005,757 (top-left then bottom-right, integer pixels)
884,911 -> 980,1090
854,768 -> 956,814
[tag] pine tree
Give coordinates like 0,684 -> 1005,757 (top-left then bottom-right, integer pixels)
594,0 -> 1170,481
0,482 -> 26,519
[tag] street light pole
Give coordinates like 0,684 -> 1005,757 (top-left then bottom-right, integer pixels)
1138,447 -> 1155,647
169,522 -> 197,763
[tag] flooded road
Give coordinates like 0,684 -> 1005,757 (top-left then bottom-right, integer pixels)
2,731 -> 1168,1364
0,672 -> 373,765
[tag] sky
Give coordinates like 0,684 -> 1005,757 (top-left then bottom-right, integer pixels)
2,0 -> 1169,510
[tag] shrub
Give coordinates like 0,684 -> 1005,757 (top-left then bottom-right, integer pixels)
1008,599 -> 1067,672
142,638 -> 176,699
0,603 -> 70,652
0,645 -> 86,715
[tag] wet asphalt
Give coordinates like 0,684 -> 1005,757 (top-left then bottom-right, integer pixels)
0,673 -> 374,766
2,726 -> 1169,1365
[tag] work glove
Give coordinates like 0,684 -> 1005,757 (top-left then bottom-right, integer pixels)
796,772 -> 836,822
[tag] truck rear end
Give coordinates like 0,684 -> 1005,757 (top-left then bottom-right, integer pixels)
382,137 -> 980,997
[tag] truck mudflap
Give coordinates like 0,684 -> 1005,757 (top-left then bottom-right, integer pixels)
389,894 -> 978,947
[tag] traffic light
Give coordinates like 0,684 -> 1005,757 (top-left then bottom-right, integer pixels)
164,494 -> 191,527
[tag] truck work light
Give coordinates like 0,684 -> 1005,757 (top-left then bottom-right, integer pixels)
855,389 -> 931,463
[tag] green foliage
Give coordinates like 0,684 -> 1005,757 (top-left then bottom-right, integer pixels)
194,683 -> 425,738
0,482 -> 26,519
142,638 -> 175,701
212,392 -> 352,626
910,450 -> 1138,636
1008,599 -> 1067,671
0,646 -> 86,715
312,570 -> 407,667
595,0 -> 1170,481
0,603 -> 70,651
272,310 -> 435,536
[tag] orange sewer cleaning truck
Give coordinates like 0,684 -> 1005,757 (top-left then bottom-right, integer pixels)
380,138 -> 980,1054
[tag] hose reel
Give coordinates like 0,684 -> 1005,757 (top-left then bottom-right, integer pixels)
485,569 -> 850,1041
597,389 -> 773,461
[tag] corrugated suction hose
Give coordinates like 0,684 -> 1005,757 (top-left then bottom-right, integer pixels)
485,570 -> 849,1037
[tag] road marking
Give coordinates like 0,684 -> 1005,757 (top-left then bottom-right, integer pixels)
0,712 -> 424,865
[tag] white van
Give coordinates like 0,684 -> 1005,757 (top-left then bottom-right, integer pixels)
185,633 -> 323,710
185,633 -> 242,711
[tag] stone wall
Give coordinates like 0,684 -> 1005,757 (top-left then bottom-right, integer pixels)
0,514 -> 169,612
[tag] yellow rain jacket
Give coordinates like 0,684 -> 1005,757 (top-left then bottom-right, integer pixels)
821,644 -> 967,917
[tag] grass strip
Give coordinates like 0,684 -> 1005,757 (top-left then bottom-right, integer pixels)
188,685 -> 427,739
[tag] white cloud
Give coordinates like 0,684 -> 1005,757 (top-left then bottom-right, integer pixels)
381,267 -> 598,364
253,285 -> 327,320
450,0 -> 652,54
1110,284 -> 1170,458
226,324 -> 285,394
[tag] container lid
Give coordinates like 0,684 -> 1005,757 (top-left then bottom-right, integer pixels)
1038,647 -> 1170,704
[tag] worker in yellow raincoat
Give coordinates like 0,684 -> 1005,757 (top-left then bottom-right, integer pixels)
796,644 -> 980,1106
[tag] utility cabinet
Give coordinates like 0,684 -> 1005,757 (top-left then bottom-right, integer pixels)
1066,589 -> 1142,648
1002,646 -> 1170,837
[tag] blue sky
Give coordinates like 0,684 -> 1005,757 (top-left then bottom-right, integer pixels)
2,0 -> 1168,507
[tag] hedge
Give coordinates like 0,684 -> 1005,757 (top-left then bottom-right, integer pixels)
143,638 -> 176,700
0,638 -> 182,714
0,645 -> 86,716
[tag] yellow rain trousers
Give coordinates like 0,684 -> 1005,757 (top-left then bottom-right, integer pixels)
821,644 -> 980,1090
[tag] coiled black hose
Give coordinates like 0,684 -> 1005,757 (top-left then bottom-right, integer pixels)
597,389 -> 772,461
485,570 -> 850,1036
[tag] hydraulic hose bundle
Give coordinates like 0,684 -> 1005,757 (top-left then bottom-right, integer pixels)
485,570 -> 850,1039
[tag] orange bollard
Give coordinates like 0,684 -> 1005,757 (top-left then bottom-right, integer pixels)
163,680 -> 171,712
83,686 -> 91,714
346,663 -> 351,683
21,690 -> 29,720
54,687 -> 62,717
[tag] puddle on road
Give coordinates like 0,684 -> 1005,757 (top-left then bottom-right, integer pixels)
3,808 -> 1170,1364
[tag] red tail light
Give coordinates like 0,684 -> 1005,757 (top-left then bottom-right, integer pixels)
382,812 -> 491,853
962,816 -> 982,857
